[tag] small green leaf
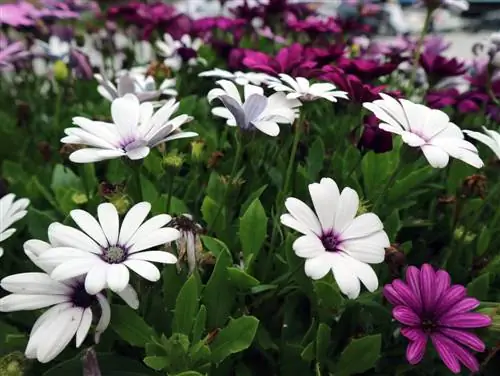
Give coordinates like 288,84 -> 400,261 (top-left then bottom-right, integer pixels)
240,185 -> 268,215
306,138 -> 325,180
200,236 -> 229,258
300,341 -> 315,362
315,323 -> 331,362
336,334 -> 382,376
476,228 -> 491,256
51,164 -> 83,192
110,305 -> 155,347
173,274 -> 200,335
467,273 -> 490,300
143,356 -> 169,371
201,196 -> 225,233
172,372 -> 204,376
387,166 -> 434,202
239,198 -> 267,267
27,208 -> 57,240
210,316 -> 259,364
384,210 -> 401,240
192,305 -> 207,343
140,174 -> 159,203
227,267 -> 260,289
313,281 -> 343,312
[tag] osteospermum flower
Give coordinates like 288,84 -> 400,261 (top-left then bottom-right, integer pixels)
384,264 -> 491,374
199,68 -> 278,86
155,33 -> 204,71
0,239 -> 138,363
0,194 -> 30,258
62,94 -> 197,163
268,74 -> 349,103
38,202 -> 180,294
280,178 -> 390,299
464,127 -> 500,159
208,79 -> 301,136
363,94 -> 483,169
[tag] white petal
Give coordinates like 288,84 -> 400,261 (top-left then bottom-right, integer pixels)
126,146 -> 150,160
128,228 -> 180,254
75,307 -> 93,347
339,231 -> 388,263
48,223 -> 102,254
123,259 -> 161,281
464,130 -> 500,158
280,214 -> 314,235
292,235 -> 325,259
125,214 -> 172,248
0,294 -> 69,311
0,273 -> 71,295
98,203 -> 120,246
95,293 -> 111,343
330,253 -> 361,299
118,202 -> 151,245
284,198 -> 322,236
111,94 -> 140,140
0,228 -> 15,242
341,213 -> 384,240
421,144 -> 450,168
69,148 -> 125,163
251,120 -> 280,136
128,250 -> 177,264
334,188 -> 359,233
341,254 -> 379,293
70,209 -> 109,248
116,285 -> 139,309
85,262 -> 110,295
304,254 -> 332,280
51,259 -> 97,281
106,263 -> 130,292
308,181 -> 336,231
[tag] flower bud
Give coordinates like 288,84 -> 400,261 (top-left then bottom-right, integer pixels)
0,352 -> 25,376
162,152 -> 184,170
110,195 -> 131,215
53,60 -> 69,82
191,140 -> 205,162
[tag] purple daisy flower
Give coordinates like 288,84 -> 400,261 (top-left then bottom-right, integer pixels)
384,264 -> 491,374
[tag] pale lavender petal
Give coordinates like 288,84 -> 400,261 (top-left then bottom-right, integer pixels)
219,95 -> 246,128
438,313 -> 492,329
393,306 -> 422,326
439,328 -> 486,352
242,94 -> 267,122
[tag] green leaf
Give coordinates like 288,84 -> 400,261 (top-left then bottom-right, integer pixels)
240,185 -> 268,216
315,323 -> 331,362
239,198 -> 267,267
201,196 -> 225,233
106,159 -> 128,184
227,267 -> 260,289
110,305 -> 155,347
192,305 -> 207,343
476,228 -> 491,256
51,164 -> 84,192
387,166 -> 434,202
173,274 -> 200,335
336,334 -> 382,376
467,273 -> 490,300
210,316 -> 259,364
301,341 -> 315,361
384,210 -> 401,240
27,208 -> 57,240
140,174 -> 159,203
200,236 -> 230,258
202,249 -> 235,329
362,151 -> 398,200
313,281 -> 343,313
172,372 -> 204,376
143,356 -> 168,371
306,138 -> 325,180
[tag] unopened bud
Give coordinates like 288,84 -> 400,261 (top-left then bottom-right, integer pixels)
191,140 -> 205,161
162,152 -> 184,170
0,352 -> 25,376
53,60 -> 69,81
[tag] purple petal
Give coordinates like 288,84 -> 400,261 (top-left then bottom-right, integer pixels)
393,306 -> 422,326
430,333 -> 461,374
405,266 -> 422,305
243,94 -> 267,122
443,297 -> 481,317
439,328 -> 486,352
406,338 -> 427,365
392,280 -> 422,313
435,285 -> 466,317
419,264 -> 436,311
434,270 -> 451,304
401,327 -> 427,342
433,333 -> 480,373
383,284 -> 405,306
438,313 -> 492,329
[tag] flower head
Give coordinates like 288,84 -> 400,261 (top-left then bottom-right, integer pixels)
199,68 -> 278,86
464,127 -> 500,159
268,74 -> 348,103
280,178 -> 390,299
384,264 -> 491,373
0,239 -> 137,363
62,94 -> 196,163
363,94 -> 483,168
208,80 -> 300,136
358,114 -> 393,154
38,202 -> 180,294
156,33 -> 204,72
0,194 -> 29,258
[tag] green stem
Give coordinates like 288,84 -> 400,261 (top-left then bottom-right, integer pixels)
372,161 -> 403,212
165,173 -> 175,213
54,83 -> 63,132
409,9 -> 433,91
207,131 -> 243,233
282,114 -> 304,198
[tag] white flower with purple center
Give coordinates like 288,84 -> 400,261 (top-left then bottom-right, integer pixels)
38,202 -> 180,294
280,178 -> 390,299
268,74 -> 349,103
0,194 -> 29,258
0,239 -> 138,363
208,80 -> 301,136
61,94 -> 197,163
155,33 -> 205,72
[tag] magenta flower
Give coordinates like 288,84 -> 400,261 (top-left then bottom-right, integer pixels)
384,264 -> 491,374
358,114 -> 393,154
0,40 -> 29,69
338,58 -> 399,82
420,53 -> 467,80
286,13 -> 341,35
0,3 -> 36,27
243,43 -> 317,77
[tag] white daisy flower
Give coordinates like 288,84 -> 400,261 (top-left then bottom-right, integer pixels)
62,94 -> 197,163
0,240 -> 137,363
199,68 -> 279,86
0,194 -> 29,258
38,202 -> 180,294
134,40 -> 155,65
363,94 -> 483,169
95,70 -> 177,103
32,36 -> 71,76
464,127 -> 500,159
268,74 -> 349,103
155,33 -> 205,71
281,178 -> 389,299
208,79 -> 301,136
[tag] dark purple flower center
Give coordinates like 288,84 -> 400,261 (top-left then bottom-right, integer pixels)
177,47 -> 197,62
71,282 -> 95,308
321,232 -> 342,252
101,245 -> 127,264
421,318 -> 438,333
